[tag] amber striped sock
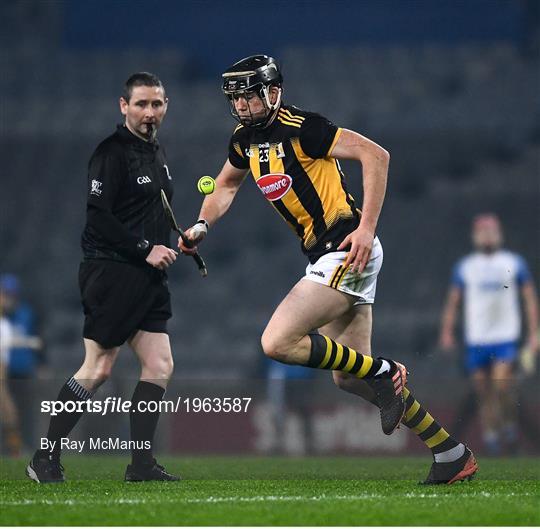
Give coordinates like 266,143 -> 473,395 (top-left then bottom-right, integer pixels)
402,387 -> 464,461
307,333 -> 388,378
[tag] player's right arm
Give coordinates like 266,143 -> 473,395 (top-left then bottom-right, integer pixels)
519,270 -> 539,355
180,128 -> 249,254
439,285 -> 462,352
179,160 -> 248,253
0,319 -> 19,427
439,260 -> 465,352
199,160 -> 249,228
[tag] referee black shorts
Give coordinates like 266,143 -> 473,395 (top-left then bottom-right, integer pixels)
79,259 -> 172,349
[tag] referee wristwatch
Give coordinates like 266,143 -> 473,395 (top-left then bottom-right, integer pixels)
136,239 -> 152,258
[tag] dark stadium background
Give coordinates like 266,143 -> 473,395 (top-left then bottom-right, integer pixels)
1,0 -> 539,458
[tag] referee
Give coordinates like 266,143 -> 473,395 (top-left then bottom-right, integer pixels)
27,73 -> 179,483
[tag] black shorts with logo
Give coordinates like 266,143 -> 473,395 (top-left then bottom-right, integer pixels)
79,259 -> 172,348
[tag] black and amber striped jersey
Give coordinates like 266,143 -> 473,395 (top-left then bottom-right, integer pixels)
228,104 -> 360,263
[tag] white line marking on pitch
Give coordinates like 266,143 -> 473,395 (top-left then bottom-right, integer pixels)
1,491 -> 536,507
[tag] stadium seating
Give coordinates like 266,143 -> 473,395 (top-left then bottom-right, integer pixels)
2,3 -> 538,379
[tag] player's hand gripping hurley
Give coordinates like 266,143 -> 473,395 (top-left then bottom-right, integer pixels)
160,189 -> 208,277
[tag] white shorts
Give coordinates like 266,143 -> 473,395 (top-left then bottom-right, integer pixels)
303,237 -> 383,305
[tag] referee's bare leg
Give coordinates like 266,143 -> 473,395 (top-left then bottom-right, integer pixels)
25,340 -> 119,483
75,339 -> 121,390
129,330 -> 174,389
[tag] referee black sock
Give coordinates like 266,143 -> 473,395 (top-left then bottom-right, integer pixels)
307,334 -> 388,378
44,377 -> 94,459
129,381 -> 165,467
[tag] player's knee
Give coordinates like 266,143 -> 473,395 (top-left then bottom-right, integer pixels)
260,332 -> 290,363
493,378 -> 511,393
260,331 -> 275,357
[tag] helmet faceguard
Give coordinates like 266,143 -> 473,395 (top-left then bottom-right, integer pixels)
222,55 -> 283,128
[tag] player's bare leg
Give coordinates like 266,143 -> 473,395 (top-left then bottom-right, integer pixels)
261,279 -> 406,434
124,330 -> 178,481
321,304 -> 377,404
262,279 -> 354,364
472,368 -> 501,454
0,362 -> 23,457
320,304 -> 477,484
492,360 -> 518,454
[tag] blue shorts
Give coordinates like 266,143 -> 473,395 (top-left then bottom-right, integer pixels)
465,342 -> 518,372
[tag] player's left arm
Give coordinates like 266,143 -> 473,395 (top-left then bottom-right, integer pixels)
0,319 -> 19,427
331,129 -> 390,273
0,361 -> 19,428
521,279 -> 539,354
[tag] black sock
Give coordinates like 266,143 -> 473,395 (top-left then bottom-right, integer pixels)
44,377 -> 93,459
130,381 -> 165,466
307,333 -> 384,378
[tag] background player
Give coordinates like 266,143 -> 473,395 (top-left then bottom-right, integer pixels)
26,72 -> 180,483
1,309 -> 22,457
0,274 -> 46,451
1,280 -> 43,457
440,213 -> 539,454
181,55 -> 478,484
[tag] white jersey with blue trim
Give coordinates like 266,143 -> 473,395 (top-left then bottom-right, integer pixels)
452,250 -> 531,346
0,317 -> 13,363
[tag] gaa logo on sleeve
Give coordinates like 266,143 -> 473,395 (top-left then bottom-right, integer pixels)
90,179 -> 103,196
256,173 -> 292,202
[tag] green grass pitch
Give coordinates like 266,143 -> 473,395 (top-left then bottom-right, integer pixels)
1,456 -> 539,525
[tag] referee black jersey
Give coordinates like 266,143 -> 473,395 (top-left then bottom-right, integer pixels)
81,125 -> 173,264
228,104 -> 360,263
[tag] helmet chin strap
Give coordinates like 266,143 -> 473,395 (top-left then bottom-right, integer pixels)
262,85 -> 282,111
261,86 -> 282,127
